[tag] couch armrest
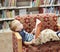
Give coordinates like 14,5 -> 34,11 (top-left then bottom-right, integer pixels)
13,32 -> 22,52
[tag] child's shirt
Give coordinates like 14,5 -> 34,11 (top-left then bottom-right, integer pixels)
56,31 -> 60,38
18,29 -> 34,42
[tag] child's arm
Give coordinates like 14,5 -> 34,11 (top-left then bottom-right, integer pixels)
30,29 -> 35,34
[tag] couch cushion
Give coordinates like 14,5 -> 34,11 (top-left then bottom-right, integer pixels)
15,14 -> 58,33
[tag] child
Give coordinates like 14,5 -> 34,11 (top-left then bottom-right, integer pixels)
9,20 -> 60,45
9,20 -> 42,45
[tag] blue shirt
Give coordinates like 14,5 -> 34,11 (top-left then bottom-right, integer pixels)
56,31 -> 60,37
18,29 -> 34,42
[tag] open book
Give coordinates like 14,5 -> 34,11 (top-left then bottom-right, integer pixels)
35,19 -> 42,39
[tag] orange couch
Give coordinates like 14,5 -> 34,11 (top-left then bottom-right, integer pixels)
14,13 -> 60,52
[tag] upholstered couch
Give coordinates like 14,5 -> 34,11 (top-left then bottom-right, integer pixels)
13,13 -> 60,52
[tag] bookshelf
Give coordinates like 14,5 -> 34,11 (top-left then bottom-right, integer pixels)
0,0 -> 60,30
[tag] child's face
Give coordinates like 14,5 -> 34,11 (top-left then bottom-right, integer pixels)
15,22 -> 23,31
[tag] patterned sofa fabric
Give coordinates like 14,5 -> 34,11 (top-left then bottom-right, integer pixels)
15,13 -> 58,33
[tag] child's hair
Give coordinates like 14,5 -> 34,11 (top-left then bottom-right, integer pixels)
9,20 -> 20,31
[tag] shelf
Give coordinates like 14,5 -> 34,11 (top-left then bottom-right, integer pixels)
0,18 -> 15,21
40,4 -> 60,7
0,6 -> 32,10
0,4 -> 60,10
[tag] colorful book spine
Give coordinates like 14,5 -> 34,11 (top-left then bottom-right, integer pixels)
35,0 -> 40,7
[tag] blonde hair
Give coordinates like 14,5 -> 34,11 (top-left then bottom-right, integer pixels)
9,20 -> 20,31
57,23 -> 60,26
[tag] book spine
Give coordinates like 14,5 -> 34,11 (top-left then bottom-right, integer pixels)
0,0 -> 1,7
12,10 -> 15,18
35,0 -> 40,7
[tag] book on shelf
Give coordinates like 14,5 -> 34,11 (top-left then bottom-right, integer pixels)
2,10 -> 6,18
19,9 -> 27,16
0,21 -> 11,30
44,0 -> 50,5
0,22 -> 2,30
35,0 -> 40,7
0,11 -> 2,19
2,21 -> 10,30
32,0 -> 35,7
30,11 -> 39,14
0,0 -> 1,7
10,0 -> 16,6
30,0 -> 32,7
1,0 -> 16,7
1,10 -> 15,19
44,0 -> 59,5
43,7 -> 60,15
58,0 -> 60,4
16,0 -> 30,7
32,0 -> 44,7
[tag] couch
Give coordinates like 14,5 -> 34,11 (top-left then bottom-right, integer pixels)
13,13 -> 60,52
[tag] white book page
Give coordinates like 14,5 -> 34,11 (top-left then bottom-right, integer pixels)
35,19 -> 41,33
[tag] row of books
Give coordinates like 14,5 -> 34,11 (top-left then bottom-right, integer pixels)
16,8 -> 39,16
0,0 -> 16,7
0,21 -> 10,30
0,0 -> 31,7
0,10 -> 15,19
0,9 -> 39,19
32,0 -> 60,7
0,0 -> 60,7
43,7 -> 60,14
44,0 -> 60,5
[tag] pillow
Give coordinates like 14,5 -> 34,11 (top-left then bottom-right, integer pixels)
35,19 -> 42,39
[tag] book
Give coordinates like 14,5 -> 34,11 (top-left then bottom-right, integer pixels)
58,0 -> 60,4
12,10 -> 15,18
30,11 -> 39,14
43,7 -> 60,14
19,9 -> 27,16
2,21 -> 12,30
0,22 -> 2,30
2,10 -> 6,18
17,0 -> 30,7
35,19 -> 41,38
0,11 -> 2,18
0,0 -> 1,7
35,0 -> 40,7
